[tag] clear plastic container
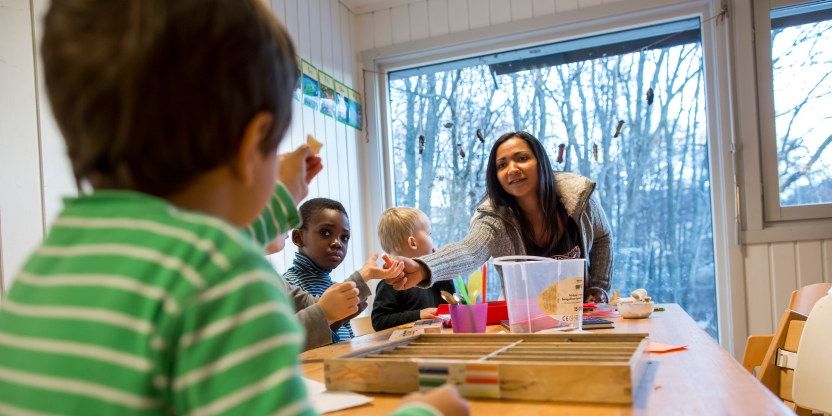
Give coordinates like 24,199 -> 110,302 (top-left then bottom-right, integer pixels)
493,256 -> 585,333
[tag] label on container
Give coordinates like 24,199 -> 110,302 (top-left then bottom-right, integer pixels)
537,276 -> 584,322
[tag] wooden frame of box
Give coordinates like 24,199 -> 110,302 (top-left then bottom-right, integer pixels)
324,333 -> 650,403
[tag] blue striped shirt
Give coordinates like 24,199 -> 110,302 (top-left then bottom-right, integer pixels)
283,253 -> 354,342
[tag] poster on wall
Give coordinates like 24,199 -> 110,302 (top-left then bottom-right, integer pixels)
335,81 -> 349,125
300,59 -> 319,109
293,57 -> 302,101
346,87 -> 362,130
318,71 -> 336,118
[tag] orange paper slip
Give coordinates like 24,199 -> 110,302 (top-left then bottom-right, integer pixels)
647,342 -> 688,353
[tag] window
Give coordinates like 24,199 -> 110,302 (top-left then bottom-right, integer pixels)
387,19 -> 719,337
756,0 -> 832,220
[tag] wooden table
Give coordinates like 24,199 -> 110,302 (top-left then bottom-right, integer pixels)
301,304 -> 793,415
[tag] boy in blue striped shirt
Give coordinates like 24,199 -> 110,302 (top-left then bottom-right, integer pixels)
285,198 -> 360,342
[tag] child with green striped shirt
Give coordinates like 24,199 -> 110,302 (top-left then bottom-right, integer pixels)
0,1 -> 467,415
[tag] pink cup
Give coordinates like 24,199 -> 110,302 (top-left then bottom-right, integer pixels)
449,303 -> 488,333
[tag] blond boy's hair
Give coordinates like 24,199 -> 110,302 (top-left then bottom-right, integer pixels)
377,207 -> 429,255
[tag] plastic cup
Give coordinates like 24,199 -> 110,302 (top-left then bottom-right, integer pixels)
449,302 -> 488,333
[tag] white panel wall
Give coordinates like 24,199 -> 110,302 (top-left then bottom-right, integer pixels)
0,0 -> 48,294
352,0 -> 625,50
245,0 -> 368,282
0,0 -> 366,295
744,240 -> 832,335
1,0 -> 76,294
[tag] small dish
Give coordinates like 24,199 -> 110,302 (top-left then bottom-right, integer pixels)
618,302 -> 654,319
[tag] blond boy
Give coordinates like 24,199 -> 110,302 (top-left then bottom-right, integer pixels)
372,208 -> 455,331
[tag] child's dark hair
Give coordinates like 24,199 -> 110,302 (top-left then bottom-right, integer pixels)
41,0 -> 298,196
298,198 -> 348,229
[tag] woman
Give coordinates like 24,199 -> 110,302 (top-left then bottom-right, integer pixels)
395,131 -> 612,301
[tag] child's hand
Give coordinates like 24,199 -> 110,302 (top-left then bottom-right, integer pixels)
419,307 -> 438,319
318,281 -> 360,323
264,232 -> 288,255
358,253 -> 405,283
400,385 -> 469,416
278,145 -> 323,204
330,301 -> 367,331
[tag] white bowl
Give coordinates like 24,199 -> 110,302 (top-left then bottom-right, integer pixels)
618,302 -> 654,319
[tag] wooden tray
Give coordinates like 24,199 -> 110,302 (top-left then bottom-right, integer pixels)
324,333 -> 650,403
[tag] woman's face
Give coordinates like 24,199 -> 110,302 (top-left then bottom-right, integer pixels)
495,137 -> 539,202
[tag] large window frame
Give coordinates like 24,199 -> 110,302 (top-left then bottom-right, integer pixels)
359,0 -> 745,354
735,0 -> 832,243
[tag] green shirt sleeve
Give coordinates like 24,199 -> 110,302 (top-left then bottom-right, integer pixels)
245,181 -> 300,248
390,403 -> 441,416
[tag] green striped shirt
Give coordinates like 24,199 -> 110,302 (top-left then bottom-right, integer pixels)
0,183 -> 311,415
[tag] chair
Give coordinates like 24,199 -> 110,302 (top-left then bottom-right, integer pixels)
742,283 -> 832,374
350,315 -> 375,337
742,283 -> 831,415
792,290 -> 832,414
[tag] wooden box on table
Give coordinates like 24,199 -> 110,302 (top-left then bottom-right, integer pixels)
324,333 -> 650,404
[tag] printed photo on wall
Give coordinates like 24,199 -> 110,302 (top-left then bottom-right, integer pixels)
335,81 -> 348,125
301,59 -> 319,109
293,57 -> 302,101
346,87 -> 362,130
318,71 -> 336,118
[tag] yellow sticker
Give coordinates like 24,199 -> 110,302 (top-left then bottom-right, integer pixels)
537,276 -> 583,319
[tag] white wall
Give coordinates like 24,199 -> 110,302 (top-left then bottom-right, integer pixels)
267,0 -> 367,280
352,0 -> 625,51
0,0 -> 68,294
348,0 -> 832,355
0,0 -> 367,295
745,240 -> 832,335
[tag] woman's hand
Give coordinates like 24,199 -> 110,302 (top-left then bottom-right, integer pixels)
585,287 -> 609,303
393,257 -> 428,290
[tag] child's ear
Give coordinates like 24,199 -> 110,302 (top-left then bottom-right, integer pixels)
233,111 -> 275,185
291,229 -> 304,248
407,236 -> 418,250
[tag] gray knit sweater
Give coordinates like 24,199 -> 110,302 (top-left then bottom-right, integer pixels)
417,172 -> 613,292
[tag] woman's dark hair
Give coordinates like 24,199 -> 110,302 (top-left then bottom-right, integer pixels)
485,131 -> 569,252
41,0 -> 298,196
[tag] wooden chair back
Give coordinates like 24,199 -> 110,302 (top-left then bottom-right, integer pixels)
742,282 -> 832,373
788,283 -> 831,316
750,283 -> 831,415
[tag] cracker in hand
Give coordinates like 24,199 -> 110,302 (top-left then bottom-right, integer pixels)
306,134 -> 323,154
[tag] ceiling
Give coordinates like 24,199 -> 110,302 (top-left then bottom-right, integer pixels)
339,0 -> 413,14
